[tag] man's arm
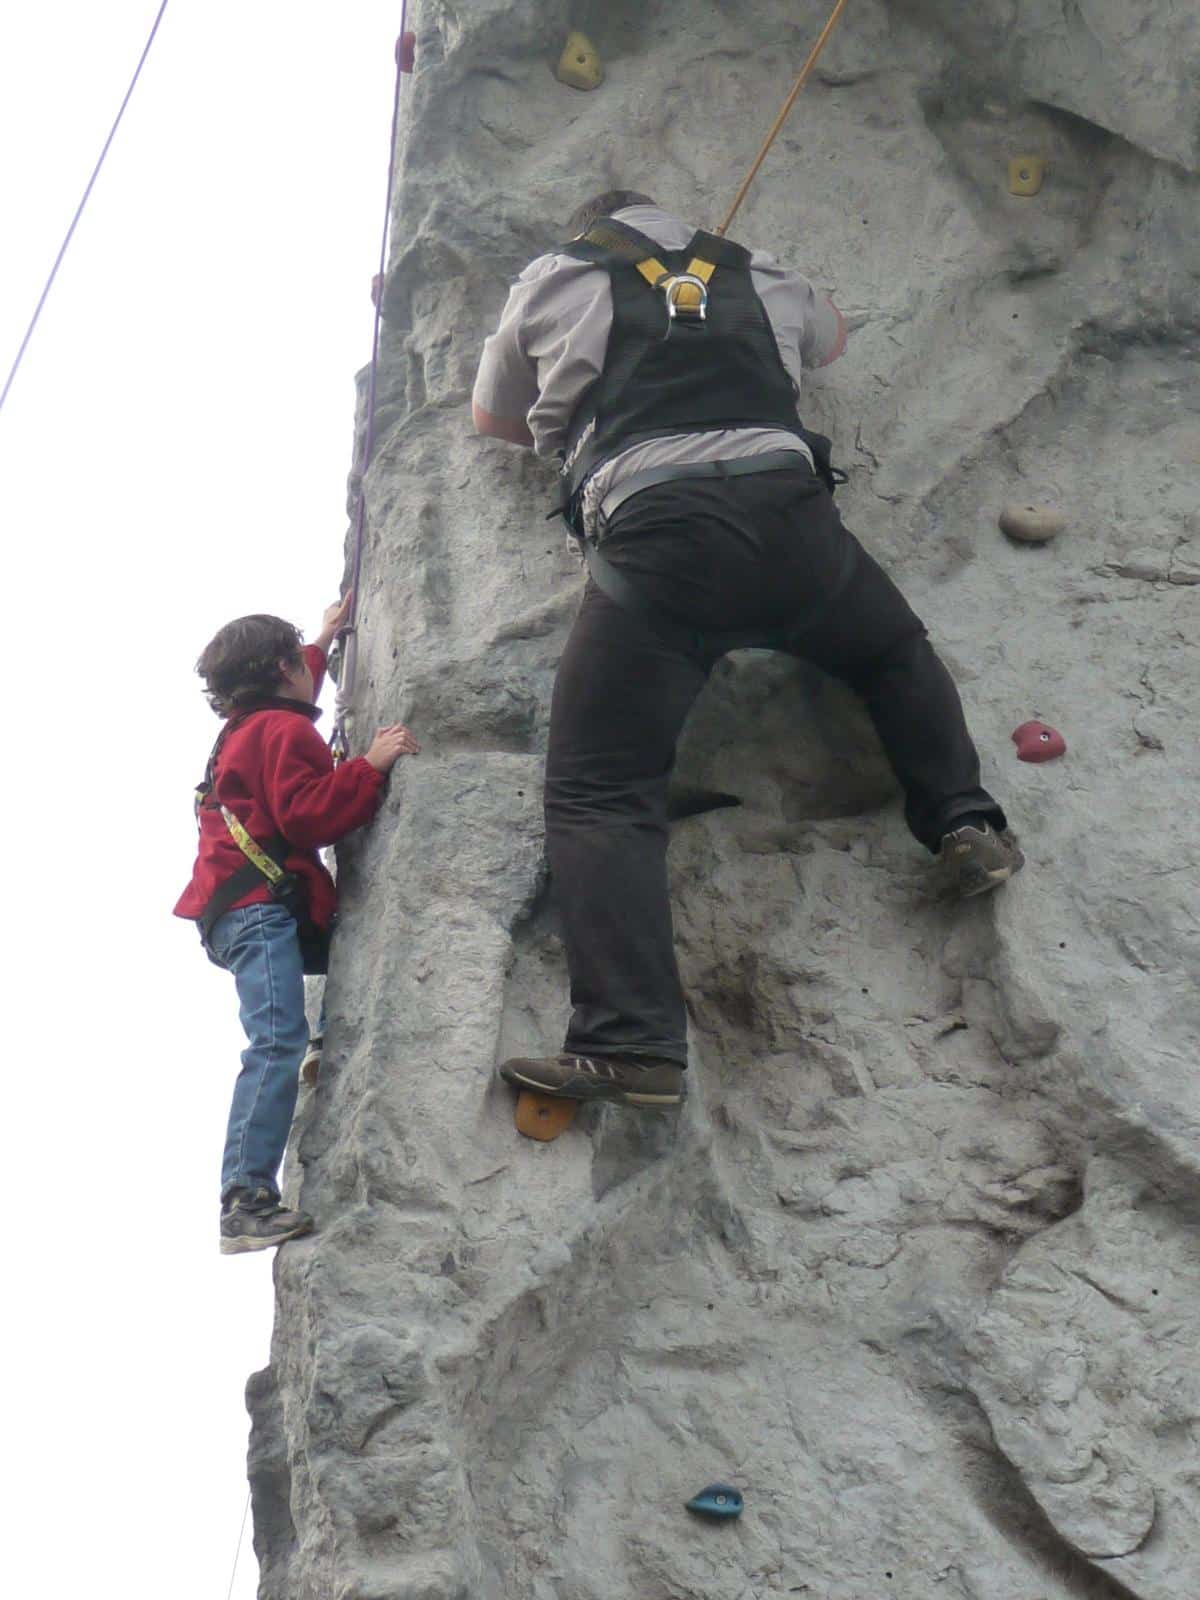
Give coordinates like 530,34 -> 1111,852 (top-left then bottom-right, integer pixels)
810,297 -> 847,367
473,273 -> 542,449
752,259 -> 848,381
472,401 -> 535,447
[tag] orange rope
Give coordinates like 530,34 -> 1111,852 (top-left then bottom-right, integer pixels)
716,0 -> 854,237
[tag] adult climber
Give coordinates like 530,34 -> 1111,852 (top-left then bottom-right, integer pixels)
472,190 -> 1023,1110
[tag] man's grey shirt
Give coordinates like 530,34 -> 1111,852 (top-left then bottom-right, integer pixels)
473,205 -> 843,526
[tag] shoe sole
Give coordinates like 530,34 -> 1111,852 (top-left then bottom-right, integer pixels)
958,854 -> 1026,898
220,1220 -> 314,1255
500,1064 -> 683,1107
959,865 -> 1016,898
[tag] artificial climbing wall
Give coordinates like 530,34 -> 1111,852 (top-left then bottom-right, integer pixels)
250,3 -> 1200,1596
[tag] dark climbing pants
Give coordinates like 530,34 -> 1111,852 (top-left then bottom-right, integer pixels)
545,465 -> 1005,1067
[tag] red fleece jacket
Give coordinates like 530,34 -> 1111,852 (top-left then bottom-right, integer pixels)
174,646 -> 385,931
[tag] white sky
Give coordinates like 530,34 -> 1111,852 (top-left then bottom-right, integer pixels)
1,4 -> 406,1594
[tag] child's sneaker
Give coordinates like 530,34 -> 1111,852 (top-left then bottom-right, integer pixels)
220,1187 -> 314,1255
300,1036 -> 323,1085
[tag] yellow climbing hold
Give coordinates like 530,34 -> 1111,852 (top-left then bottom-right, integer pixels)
1008,155 -> 1046,197
556,31 -> 604,91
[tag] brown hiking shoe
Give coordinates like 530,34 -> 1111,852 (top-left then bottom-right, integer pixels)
941,822 -> 1025,898
499,1052 -> 685,1106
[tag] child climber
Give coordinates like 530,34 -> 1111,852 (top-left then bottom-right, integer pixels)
175,594 -> 419,1254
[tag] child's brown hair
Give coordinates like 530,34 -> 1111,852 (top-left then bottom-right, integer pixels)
196,614 -> 304,717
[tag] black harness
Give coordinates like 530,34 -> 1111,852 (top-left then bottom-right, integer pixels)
557,217 -> 844,530
552,217 -> 850,652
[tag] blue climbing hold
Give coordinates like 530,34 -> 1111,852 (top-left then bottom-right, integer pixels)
685,1483 -> 744,1519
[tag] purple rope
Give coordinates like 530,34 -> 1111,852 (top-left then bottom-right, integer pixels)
0,0 -> 172,419
335,3 -> 410,744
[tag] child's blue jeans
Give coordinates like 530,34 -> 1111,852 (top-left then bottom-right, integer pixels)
208,902 -> 308,1201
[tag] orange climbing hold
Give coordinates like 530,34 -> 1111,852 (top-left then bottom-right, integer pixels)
397,31 -> 416,73
514,1090 -> 578,1141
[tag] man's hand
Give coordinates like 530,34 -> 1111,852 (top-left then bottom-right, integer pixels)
472,401 -> 535,448
364,723 -> 421,773
315,592 -> 354,654
810,298 -> 848,368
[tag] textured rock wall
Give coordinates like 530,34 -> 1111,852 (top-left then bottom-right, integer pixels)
249,3 -> 1200,1596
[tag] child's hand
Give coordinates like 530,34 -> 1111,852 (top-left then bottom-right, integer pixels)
315,592 -> 354,654
365,724 -> 420,773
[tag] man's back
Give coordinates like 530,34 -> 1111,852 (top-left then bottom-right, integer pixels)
472,204 -> 844,460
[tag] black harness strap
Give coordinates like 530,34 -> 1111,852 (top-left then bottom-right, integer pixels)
198,832 -> 292,945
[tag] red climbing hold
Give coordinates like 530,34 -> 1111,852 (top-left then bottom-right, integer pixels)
396,32 -> 416,73
371,273 -> 385,309
1012,721 -> 1066,763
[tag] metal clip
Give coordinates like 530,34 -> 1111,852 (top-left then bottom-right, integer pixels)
661,272 -> 709,325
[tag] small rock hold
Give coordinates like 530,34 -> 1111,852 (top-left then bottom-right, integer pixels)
1008,155 -> 1046,196
1012,720 -> 1066,763
1168,550 -> 1200,585
1105,549 -> 1168,582
999,503 -> 1066,544
685,1483 -> 744,1519
555,31 -> 603,91
1134,710 -> 1167,750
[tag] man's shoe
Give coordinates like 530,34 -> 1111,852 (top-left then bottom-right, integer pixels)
499,1052 -> 684,1107
941,822 -> 1025,898
220,1187 -> 314,1255
300,1035 -> 323,1085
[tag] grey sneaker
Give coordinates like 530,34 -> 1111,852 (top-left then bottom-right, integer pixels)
499,1052 -> 685,1106
220,1187 -> 314,1255
300,1035 -> 323,1085
941,822 -> 1025,898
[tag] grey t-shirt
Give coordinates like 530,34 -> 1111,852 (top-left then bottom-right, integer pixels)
472,205 -> 844,524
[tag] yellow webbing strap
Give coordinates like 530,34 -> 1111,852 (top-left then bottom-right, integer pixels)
635,256 -> 669,289
634,254 -> 717,312
673,255 -> 716,311
220,805 -> 285,885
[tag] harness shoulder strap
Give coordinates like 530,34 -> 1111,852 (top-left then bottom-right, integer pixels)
564,218 -> 709,299
565,216 -> 666,266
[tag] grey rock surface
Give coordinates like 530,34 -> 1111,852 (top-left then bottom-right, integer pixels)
250,3 -> 1200,1595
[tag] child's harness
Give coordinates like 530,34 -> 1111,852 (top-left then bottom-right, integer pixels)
193,705 -> 331,975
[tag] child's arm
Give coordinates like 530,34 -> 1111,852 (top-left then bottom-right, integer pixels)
259,717 -> 419,850
313,593 -> 353,657
364,724 -> 420,772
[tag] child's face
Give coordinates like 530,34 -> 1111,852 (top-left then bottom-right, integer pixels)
278,654 -> 314,703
